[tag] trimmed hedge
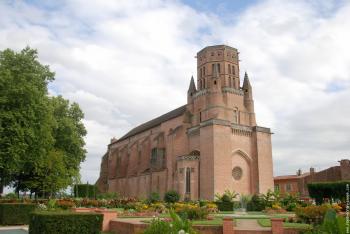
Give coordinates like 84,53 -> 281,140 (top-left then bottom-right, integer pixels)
73,184 -> 98,198
29,211 -> 103,234
307,181 -> 350,205
215,201 -> 234,211
0,203 -> 36,225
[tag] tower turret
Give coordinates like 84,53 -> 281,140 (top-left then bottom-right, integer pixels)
187,76 -> 196,103
243,72 -> 256,126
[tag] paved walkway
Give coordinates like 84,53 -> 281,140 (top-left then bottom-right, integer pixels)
235,219 -> 271,231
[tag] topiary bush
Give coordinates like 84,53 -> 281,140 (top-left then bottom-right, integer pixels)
215,201 -> 234,211
247,194 -> 265,211
0,203 -> 36,225
29,211 -> 103,234
164,190 -> 180,203
148,192 -> 160,203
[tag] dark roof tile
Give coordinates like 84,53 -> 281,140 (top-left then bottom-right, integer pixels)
116,105 -> 187,142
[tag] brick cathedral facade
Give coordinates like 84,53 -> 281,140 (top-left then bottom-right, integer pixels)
96,45 -> 274,200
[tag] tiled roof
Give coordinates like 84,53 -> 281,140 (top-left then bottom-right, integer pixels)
274,172 -> 310,180
116,105 -> 187,143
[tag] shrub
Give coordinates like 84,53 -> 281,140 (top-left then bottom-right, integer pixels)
215,190 -> 238,202
164,190 -> 180,203
174,203 -> 208,220
0,203 -> 36,225
56,199 -> 75,210
29,211 -> 103,234
295,204 -> 332,225
4,192 -> 17,199
321,209 -> 345,233
148,192 -> 160,203
143,218 -> 172,234
215,201 -> 234,211
144,209 -> 197,234
247,194 -> 265,211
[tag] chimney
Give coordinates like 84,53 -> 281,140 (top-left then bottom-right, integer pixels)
310,167 -> 315,174
296,169 -> 302,176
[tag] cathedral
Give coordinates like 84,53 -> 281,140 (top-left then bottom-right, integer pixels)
96,45 -> 274,200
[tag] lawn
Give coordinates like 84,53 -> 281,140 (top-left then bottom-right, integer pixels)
257,219 -> 311,230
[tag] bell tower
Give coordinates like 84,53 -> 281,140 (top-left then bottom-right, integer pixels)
196,45 -> 240,90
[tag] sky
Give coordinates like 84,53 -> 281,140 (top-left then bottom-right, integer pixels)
0,0 -> 349,188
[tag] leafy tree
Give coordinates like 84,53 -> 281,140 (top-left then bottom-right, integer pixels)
0,47 -> 87,196
0,47 -> 54,194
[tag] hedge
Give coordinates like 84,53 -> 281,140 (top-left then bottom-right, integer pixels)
73,184 -> 98,198
307,181 -> 350,205
29,211 -> 103,234
0,203 -> 36,225
215,201 -> 234,211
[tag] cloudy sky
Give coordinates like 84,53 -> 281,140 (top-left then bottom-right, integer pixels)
1,0 -> 349,185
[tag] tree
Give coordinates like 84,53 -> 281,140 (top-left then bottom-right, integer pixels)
0,47 -> 54,194
0,47 -> 87,196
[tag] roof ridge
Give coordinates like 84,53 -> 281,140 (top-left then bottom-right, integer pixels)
115,105 -> 187,143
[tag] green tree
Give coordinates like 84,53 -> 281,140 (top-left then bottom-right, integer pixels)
0,47 -> 54,194
0,47 -> 87,196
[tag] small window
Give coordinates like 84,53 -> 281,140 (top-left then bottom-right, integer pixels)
214,80 -> 217,85
286,184 -> 292,192
275,184 -> 280,192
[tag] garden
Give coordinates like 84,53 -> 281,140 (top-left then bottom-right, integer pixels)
0,182 -> 348,233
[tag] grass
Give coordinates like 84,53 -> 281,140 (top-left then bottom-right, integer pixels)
192,218 -> 223,226
257,219 -> 311,230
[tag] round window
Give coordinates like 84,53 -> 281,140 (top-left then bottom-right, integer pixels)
232,167 -> 243,180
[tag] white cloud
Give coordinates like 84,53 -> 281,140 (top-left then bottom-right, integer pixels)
0,0 -> 349,187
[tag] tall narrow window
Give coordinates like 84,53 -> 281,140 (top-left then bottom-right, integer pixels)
203,67 -> 205,76
212,64 -> 215,75
217,63 -> 221,73
138,151 -> 141,166
199,111 -> 202,122
203,79 -> 206,88
233,109 -> 238,124
232,65 -> 235,75
228,64 -> 231,74
185,168 -> 191,193
199,80 -> 202,89
229,77 -> 232,87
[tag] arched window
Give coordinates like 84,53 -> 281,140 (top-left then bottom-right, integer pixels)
185,168 -> 191,193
